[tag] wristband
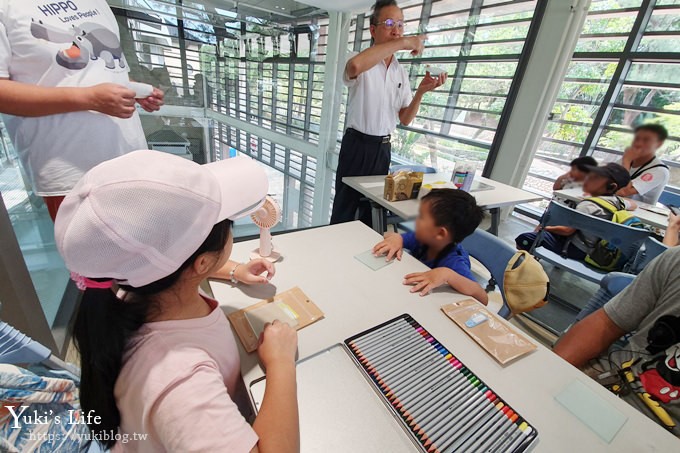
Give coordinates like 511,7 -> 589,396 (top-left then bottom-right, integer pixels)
230,263 -> 243,285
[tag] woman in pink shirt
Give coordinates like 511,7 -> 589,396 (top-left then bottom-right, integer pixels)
55,151 -> 299,452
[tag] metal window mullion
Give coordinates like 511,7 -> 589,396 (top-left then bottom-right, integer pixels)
304,63 -> 315,139
408,0 -> 433,82
353,14 -> 365,52
287,64 -> 295,135
579,0 -> 658,157
482,0 -> 549,177
176,2 -> 189,92
440,0 -> 484,136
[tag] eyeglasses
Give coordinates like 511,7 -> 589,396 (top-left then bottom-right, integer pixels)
374,19 -> 405,29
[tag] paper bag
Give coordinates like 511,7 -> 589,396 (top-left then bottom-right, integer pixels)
228,287 -> 324,353
441,299 -> 536,365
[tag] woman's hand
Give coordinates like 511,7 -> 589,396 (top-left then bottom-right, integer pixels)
86,83 -> 136,118
403,268 -> 452,296
137,87 -> 165,112
257,320 -> 298,369
234,258 -> 276,284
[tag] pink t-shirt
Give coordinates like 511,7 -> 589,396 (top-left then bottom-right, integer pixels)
112,297 -> 258,452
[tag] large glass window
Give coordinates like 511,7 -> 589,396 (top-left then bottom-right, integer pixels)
342,0 -> 540,174
0,125 -> 69,328
523,0 -> 680,210
106,0 -> 326,232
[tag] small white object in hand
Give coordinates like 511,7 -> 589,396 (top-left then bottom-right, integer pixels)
425,65 -> 445,76
127,82 -> 153,98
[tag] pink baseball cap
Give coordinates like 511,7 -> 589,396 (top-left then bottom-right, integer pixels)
55,150 -> 268,288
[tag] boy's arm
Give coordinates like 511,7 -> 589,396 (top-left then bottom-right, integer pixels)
553,173 -> 569,191
444,269 -> 489,305
403,267 -> 488,305
617,183 -> 639,197
544,225 -> 576,236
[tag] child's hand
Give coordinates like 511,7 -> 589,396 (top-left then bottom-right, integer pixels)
372,233 -> 404,261
403,268 -> 452,296
258,320 -> 298,369
235,259 -> 275,284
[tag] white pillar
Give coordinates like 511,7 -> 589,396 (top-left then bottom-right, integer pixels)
489,0 -> 591,187
312,11 -> 351,225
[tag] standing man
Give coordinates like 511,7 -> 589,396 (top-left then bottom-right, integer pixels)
330,0 -> 447,225
0,0 -> 164,220
617,124 -> 670,205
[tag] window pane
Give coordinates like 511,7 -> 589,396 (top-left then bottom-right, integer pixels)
343,0 -> 539,170
524,0 -> 680,193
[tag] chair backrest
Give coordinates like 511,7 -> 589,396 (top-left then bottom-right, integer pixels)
0,321 -> 80,379
659,190 -> 680,207
0,320 -> 51,364
540,201 -> 650,263
389,164 -> 437,174
461,229 -> 516,319
630,236 -> 669,274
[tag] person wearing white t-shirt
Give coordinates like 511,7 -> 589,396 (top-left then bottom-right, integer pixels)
617,124 -> 670,205
0,0 -> 164,220
330,0 -> 447,226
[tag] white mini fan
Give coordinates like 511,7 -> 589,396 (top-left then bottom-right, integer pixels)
250,196 -> 282,262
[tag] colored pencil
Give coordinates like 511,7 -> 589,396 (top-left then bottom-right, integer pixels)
344,315 -> 536,453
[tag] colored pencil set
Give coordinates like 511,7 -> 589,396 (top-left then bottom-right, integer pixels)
345,314 -> 537,453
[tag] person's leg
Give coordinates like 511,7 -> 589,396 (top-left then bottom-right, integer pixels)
357,141 -> 391,226
516,231 -> 568,255
515,232 -> 539,251
330,132 -> 366,224
43,196 -> 66,222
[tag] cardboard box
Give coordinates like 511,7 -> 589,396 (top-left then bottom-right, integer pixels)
384,171 -> 424,201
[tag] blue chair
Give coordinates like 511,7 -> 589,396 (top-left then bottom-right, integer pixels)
461,229 -> 518,319
0,321 -> 80,381
629,236 -> 669,274
574,272 -> 635,322
659,190 -> 680,207
530,201 -> 650,285
389,164 -> 437,174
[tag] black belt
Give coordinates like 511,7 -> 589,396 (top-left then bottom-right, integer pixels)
346,128 -> 391,144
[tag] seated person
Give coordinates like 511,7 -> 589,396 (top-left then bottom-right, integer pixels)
664,211 -> 680,247
553,156 -> 598,191
617,124 -> 670,205
372,189 -> 488,304
553,248 -> 680,434
516,163 -> 636,261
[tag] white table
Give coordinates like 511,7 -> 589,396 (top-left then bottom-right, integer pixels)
554,188 -> 670,231
210,222 -> 678,452
342,173 -> 543,235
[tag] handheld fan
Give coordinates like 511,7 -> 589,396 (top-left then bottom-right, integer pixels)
250,196 -> 282,262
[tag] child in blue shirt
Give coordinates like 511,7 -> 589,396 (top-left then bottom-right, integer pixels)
373,189 -> 488,304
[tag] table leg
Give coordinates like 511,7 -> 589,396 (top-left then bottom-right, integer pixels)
487,207 -> 500,236
370,201 -> 386,234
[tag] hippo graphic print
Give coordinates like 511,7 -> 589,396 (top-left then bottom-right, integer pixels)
30,19 -> 126,70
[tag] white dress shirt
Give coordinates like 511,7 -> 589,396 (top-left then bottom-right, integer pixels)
343,51 -> 414,137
